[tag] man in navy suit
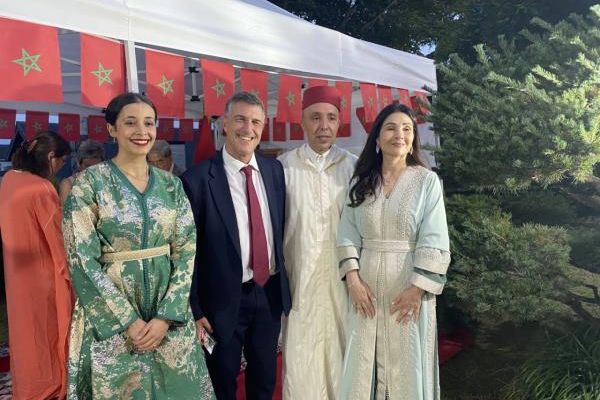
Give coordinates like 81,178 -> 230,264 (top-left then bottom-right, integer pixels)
181,91 -> 291,400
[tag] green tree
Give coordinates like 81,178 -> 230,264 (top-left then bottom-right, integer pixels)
433,7 -> 600,329
270,0 -> 597,62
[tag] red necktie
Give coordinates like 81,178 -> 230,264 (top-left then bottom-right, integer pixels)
241,165 -> 269,286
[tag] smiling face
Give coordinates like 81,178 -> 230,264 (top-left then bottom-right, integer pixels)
107,102 -> 157,158
222,101 -> 265,164
376,111 -> 415,160
302,102 -> 340,154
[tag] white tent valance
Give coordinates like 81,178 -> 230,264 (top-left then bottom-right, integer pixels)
0,0 -> 436,91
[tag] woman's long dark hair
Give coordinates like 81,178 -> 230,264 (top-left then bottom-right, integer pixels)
11,131 -> 71,179
348,104 -> 427,208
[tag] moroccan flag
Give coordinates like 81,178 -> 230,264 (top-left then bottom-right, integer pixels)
0,109 -> 16,139
58,113 -> 80,141
80,34 -> 125,107
240,68 -> 269,112
356,107 -> 373,134
261,118 -> 270,142
0,17 -> 63,102
307,78 -> 328,88
290,123 -> 304,140
335,81 -> 353,125
87,115 -> 109,142
359,83 -> 377,122
396,88 -> 412,108
377,85 -> 393,110
178,118 -> 194,142
145,50 -> 184,118
338,123 -> 351,138
157,118 -> 174,141
411,91 -> 430,123
193,117 -> 215,164
25,111 -> 49,140
201,59 -> 234,117
272,118 -> 286,142
277,75 -> 302,124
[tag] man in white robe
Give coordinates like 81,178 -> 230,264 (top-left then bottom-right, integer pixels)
279,86 -> 357,399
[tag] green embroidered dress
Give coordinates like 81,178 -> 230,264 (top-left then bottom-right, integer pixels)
63,161 -> 214,400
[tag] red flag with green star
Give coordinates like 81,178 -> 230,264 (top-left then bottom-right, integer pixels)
193,117 -> 215,164
377,85 -> 392,110
0,17 -> 63,102
201,59 -> 234,117
0,109 -> 16,139
178,118 -> 194,142
157,118 -> 174,141
25,111 -> 49,140
87,115 -> 109,143
359,83 -> 377,122
80,34 -> 125,107
145,50 -> 184,118
396,88 -> 412,108
58,113 -> 81,141
335,81 -> 352,126
240,68 -> 268,113
276,74 -> 302,124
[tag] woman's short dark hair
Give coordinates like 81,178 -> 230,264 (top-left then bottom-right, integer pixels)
11,131 -> 71,179
348,104 -> 428,208
105,92 -> 157,125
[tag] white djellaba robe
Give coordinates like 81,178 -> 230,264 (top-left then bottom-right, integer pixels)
278,143 -> 357,400
337,166 -> 450,400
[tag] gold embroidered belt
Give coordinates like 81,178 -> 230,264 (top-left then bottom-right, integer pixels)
362,239 -> 415,253
99,244 -> 170,263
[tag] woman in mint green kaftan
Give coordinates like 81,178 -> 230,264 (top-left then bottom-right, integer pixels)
62,93 -> 214,400
337,104 -> 450,400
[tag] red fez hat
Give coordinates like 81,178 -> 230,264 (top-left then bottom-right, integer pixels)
302,86 -> 342,110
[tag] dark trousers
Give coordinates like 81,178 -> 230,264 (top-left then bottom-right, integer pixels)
205,277 -> 282,400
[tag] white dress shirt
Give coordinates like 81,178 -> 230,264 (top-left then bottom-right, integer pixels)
303,143 -> 332,172
222,146 -> 275,283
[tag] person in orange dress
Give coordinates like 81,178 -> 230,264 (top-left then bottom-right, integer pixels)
0,131 -> 73,400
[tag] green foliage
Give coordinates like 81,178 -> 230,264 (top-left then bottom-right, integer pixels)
431,6 -> 600,191
270,0 -> 597,62
445,194 -> 576,327
500,189 -> 578,226
569,225 -> 600,274
505,327 -> 600,400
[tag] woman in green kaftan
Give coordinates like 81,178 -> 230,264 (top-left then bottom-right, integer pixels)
62,93 -> 214,399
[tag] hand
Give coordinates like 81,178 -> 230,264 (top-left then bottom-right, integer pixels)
390,285 -> 424,324
346,270 -> 376,319
133,319 -> 170,351
196,317 -> 213,344
125,319 -> 147,342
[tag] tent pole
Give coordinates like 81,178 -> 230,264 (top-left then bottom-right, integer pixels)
124,40 -> 139,93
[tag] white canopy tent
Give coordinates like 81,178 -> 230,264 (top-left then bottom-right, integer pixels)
0,0 -> 438,161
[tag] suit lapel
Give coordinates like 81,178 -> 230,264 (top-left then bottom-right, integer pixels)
208,152 -> 242,259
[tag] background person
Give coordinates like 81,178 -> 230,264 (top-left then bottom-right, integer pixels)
63,92 -> 214,399
0,131 -> 72,400
147,139 -> 185,176
337,104 -> 450,399
58,139 -> 104,204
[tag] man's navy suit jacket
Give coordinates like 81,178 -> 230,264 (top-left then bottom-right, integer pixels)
181,151 -> 291,344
